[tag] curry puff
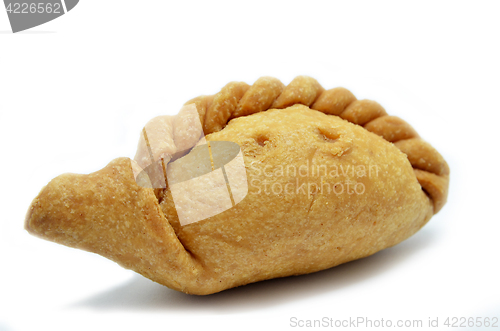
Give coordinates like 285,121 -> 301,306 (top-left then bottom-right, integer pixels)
25,76 -> 449,295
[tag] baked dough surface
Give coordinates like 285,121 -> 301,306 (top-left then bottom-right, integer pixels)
25,76 -> 449,295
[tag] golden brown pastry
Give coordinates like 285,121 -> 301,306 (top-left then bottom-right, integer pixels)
25,76 -> 449,295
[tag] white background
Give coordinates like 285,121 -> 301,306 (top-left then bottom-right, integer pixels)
1,1 -> 499,330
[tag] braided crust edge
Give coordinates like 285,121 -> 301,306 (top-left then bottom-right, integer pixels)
184,76 -> 449,214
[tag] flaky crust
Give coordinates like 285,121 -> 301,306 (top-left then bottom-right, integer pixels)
25,76 -> 449,295
186,76 -> 449,212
